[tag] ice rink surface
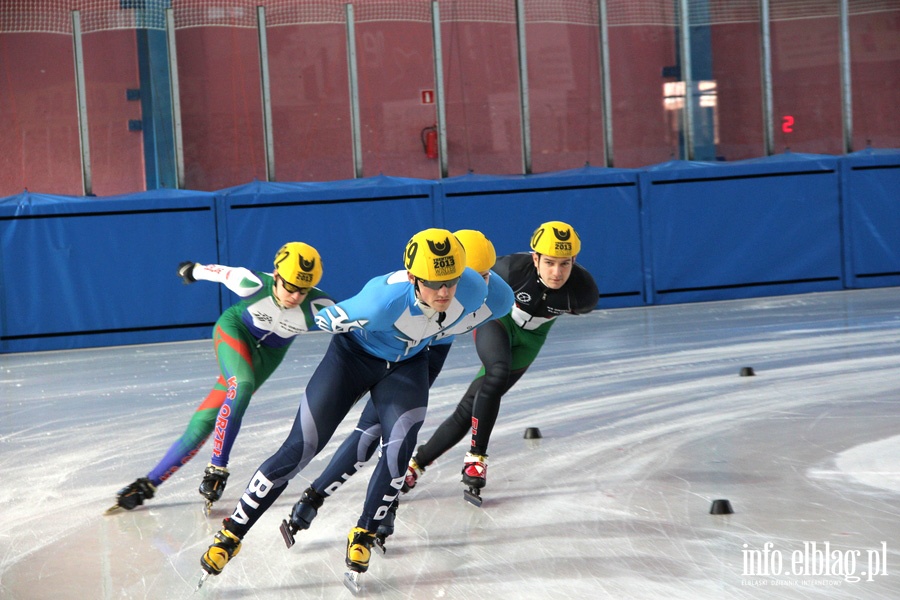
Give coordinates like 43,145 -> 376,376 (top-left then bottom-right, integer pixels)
3,287 -> 900,599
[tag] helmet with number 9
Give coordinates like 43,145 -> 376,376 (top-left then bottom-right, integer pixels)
274,242 -> 323,288
530,221 -> 581,257
404,228 -> 467,281
453,229 -> 496,273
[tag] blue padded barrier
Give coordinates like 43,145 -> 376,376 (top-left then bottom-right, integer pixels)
437,166 -> 644,308
640,153 -> 844,305
0,189 -> 219,353
215,176 -> 439,306
840,149 -> 900,289
3,152 -> 899,354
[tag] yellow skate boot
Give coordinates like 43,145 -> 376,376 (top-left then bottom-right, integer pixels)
200,528 -> 242,576
344,526 -> 376,593
346,526 -> 376,572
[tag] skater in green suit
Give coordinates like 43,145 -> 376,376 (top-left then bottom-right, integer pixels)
107,242 -> 334,514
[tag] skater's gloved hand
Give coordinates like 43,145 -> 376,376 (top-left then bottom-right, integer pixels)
178,261 -> 197,284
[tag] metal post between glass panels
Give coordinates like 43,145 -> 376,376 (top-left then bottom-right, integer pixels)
759,0 -> 774,156
345,4 -> 363,178
598,0 -> 614,167
677,0 -> 694,161
257,6 -> 276,181
515,0 -> 532,174
72,11 -> 92,196
838,0 -> 853,153
597,0 -> 613,167
431,1 -> 449,178
165,8 -> 185,188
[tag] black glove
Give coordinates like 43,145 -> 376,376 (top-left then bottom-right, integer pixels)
177,261 -> 197,284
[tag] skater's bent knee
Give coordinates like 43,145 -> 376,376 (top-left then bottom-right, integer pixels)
481,362 -> 510,391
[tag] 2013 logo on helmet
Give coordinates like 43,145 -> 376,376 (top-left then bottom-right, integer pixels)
431,256 -> 457,275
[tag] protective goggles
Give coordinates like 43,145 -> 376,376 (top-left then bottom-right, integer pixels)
417,276 -> 461,290
279,276 -> 310,294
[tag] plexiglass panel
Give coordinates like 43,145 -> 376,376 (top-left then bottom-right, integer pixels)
525,7 -> 606,172
707,1 -> 765,161
82,30 -> 146,195
1,0 -> 899,196
355,12 -> 440,179
0,33 -> 83,196
266,22 -> 354,182
175,26 -> 266,191
770,2 -> 843,155
608,21 -> 680,166
849,2 -> 900,150
441,2 -> 524,177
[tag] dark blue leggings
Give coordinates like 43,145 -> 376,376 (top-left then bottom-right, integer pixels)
309,344 -> 451,497
224,334 -> 429,537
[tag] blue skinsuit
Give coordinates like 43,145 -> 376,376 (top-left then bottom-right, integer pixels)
224,268 -> 489,537
307,271 -> 515,501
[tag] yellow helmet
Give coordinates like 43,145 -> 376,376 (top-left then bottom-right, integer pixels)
274,242 -> 323,288
404,228 -> 466,281
530,221 -> 581,257
453,229 -> 496,273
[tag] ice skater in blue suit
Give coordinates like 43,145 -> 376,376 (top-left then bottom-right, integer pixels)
199,228 -> 489,588
280,230 -> 514,553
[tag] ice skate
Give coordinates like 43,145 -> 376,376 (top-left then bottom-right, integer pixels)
280,486 -> 325,548
106,477 -> 156,514
461,452 -> 487,507
401,456 -> 425,493
199,464 -> 229,515
199,527 -> 242,586
343,526 -> 376,594
373,498 -> 399,555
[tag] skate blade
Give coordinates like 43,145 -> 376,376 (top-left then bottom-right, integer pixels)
104,504 -> 123,515
343,571 -> 363,595
202,501 -> 213,517
195,571 -> 210,592
373,537 -> 386,556
279,519 -> 296,548
463,488 -> 483,507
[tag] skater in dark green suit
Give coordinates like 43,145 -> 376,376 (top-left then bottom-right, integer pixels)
403,221 -> 599,504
